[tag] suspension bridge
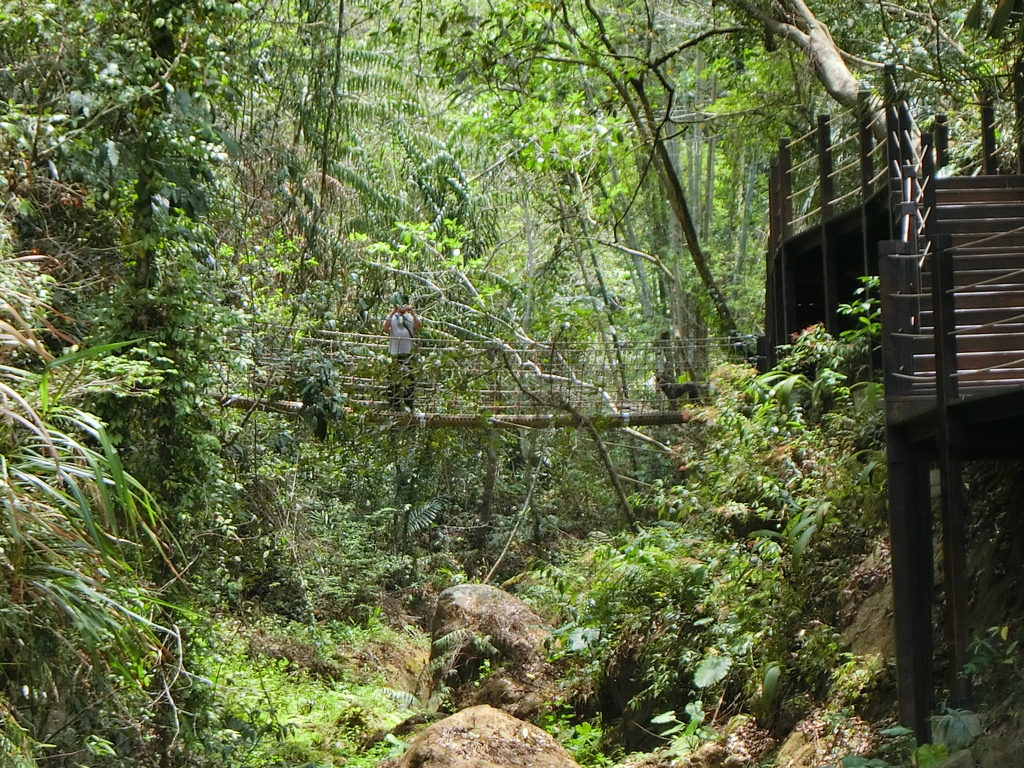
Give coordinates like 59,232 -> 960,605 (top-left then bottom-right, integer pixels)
221,327 -> 762,429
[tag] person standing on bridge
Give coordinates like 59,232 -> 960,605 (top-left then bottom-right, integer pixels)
383,294 -> 422,410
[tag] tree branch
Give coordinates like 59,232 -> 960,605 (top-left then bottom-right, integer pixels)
650,27 -> 744,70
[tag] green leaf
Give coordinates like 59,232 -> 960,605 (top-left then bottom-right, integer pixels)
694,653 -> 732,688
879,725 -> 913,737
912,743 -> 948,768
46,339 -> 140,369
761,662 -> 782,714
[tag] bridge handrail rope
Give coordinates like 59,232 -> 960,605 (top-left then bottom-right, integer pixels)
949,264 -> 1024,293
790,209 -> 820,229
828,153 -> 864,180
789,153 -> 820,174
946,222 -> 1024,255
790,177 -> 819,199
774,105 -> 893,246
949,310 -> 1024,335
952,353 -> 1024,376
831,184 -> 865,207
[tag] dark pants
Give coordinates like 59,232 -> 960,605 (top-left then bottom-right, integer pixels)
387,354 -> 415,410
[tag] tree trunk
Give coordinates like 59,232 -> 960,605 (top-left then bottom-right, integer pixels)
725,0 -> 886,141
619,77 -> 738,335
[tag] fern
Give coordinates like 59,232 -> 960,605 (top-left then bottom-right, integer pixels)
380,687 -> 419,709
423,628 -> 500,693
404,499 -> 442,537
430,628 -> 480,657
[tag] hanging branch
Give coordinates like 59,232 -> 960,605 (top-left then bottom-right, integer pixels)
483,454 -> 540,584
500,351 -> 636,524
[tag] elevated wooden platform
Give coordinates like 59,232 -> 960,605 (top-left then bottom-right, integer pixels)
766,83 -> 1024,739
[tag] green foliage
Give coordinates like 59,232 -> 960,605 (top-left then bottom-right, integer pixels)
527,328 -> 888,737
539,708 -> 613,767
0,251 -> 181,763
964,624 -> 1018,676
195,614 -> 425,767
650,703 -> 716,757
8,0 -> 1022,763
840,722 -> 963,768
424,628 -> 500,709
929,707 -> 982,753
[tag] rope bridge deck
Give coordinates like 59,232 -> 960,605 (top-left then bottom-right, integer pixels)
224,327 -> 759,428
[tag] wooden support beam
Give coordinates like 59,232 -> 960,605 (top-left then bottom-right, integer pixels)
933,115 -> 949,172
886,429 -> 934,743
777,139 -> 797,335
818,114 -> 836,220
216,395 -> 695,429
767,156 -> 788,356
981,94 -> 998,175
930,229 -> 973,708
778,138 -> 794,240
1015,59 -> 1024,175
860,107 -> 877,282
879,247 -> 920,404
818,114 -> 839,334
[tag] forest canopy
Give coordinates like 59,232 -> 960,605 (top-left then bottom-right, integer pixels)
1,0 -> 1023,764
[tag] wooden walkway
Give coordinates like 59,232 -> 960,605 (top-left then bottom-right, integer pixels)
766,71 -> 1024,739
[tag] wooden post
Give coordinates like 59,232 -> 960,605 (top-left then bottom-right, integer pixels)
886,93 -> 904,242
899,101 -> 920,257
767,157 -> 783,356
858,104 -> 878,377
1015,59 -> 1024,175
886,428 -> 935,743
981,93 -> 998,175
934,115 -> 949,172
778,138 -> 793,240
859,110 -> 876,198
769,157 -> 782,253
880,129 -> 935,734
818,114 -> 838,333
818,114 -> 836,220
898,101 -> 916,163
879,245 -> 914,402
930,228 -> 972,709
778,138 -> 796,335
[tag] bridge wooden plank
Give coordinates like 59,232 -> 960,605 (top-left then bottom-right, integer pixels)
937,202 -> 1024,219
936,175 -> 1024,190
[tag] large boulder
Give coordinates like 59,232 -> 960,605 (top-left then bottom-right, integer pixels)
425,583 -> 555,718
395,704 -> 580,768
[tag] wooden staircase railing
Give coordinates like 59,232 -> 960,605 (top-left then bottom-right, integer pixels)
767,70 -> 1024,741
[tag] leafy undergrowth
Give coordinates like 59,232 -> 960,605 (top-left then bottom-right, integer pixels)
197,612 -> 429,766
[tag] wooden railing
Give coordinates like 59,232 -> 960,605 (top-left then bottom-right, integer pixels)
767,67 -> 1024,401
768,104 -> 888,253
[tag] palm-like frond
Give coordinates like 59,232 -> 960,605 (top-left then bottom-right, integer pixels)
405,499 -> 442,537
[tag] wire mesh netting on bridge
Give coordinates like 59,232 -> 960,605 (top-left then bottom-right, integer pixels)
229,326 -> 761,423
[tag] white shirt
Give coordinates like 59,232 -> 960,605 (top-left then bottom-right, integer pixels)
388,311 -> 416,355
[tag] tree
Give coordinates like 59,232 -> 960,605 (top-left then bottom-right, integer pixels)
725,0 -> 876,119
418,0 -> 744,335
